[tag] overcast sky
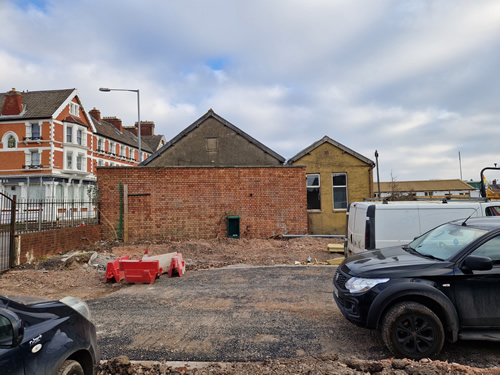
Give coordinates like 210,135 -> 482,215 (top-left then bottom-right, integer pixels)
2,0 -> 500,182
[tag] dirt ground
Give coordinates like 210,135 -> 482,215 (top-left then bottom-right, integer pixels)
0,236 -> 342,300
1,237 -> 499,374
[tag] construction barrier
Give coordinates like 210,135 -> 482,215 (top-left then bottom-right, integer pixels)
105,255 -> 130,283
168,253 -> 185,277
119,259 -> 163,284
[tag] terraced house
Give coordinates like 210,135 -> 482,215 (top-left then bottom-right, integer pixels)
0,88 -> 156,201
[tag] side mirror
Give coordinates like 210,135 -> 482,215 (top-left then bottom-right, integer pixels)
462,255 -> 493,271
0,309 -> 24,348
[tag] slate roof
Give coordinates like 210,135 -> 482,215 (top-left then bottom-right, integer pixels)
90,116 -> 154,153
0,89 -> 75,120
378,179 -> 474,193
141,109 -> 286,166
287,135 -> 375,167
142,135 -> 165,151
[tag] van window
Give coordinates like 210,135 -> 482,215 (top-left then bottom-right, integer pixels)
306,174 -> 321,210
485,206 -> 500,216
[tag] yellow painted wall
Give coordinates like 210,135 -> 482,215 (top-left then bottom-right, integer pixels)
291,142 -> 373,235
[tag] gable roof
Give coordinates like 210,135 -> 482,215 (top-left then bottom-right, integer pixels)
287,135 -> 375,167
90,116 -> 154,152
0,88 -> 76,120
142,135 -> 165,151
379,179 -> 474,193
141,109 -> 286,166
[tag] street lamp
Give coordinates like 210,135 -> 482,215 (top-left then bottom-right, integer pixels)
99,87 -> 142,162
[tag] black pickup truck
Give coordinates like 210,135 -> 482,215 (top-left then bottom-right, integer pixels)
334,217 -> 500,359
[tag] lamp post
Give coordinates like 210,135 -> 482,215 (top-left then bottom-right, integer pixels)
375,150 -> 381,198
99,88 -> 142,162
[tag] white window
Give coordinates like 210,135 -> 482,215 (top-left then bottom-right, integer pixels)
67,153 -> 73,169
66,126 -> 73,143
97,139 -> 103,152
31,123 -> 41,139
121,145 -> 125,157
26,151 -> 41,168
98,159 -> 104,166
332,173 -> 348,210
31,151 -> 41,166
76,154 -> 83,171
70,102 -> 79,116
25,122 -> 41,141
306,174 -> 321,210
77,129 -> 83,145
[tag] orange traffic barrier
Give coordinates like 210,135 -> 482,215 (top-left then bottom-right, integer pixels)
105,255 -> 130,283
119,259 -> 163,284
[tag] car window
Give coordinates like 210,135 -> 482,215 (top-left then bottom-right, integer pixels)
0,315 -> 13,346
409,223 -> 487,260
471,236 -> 500,263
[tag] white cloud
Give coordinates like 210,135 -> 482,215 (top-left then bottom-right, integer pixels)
1,0 -> 500,182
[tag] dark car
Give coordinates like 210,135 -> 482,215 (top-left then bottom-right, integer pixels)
333,217 -> 500,359
0,295 -> 99,375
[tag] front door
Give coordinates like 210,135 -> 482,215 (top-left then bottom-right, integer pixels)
453,235 -> 500,327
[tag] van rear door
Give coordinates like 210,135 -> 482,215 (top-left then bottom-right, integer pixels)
346,202 -> 371,255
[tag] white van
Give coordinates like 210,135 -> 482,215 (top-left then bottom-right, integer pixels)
345,200 -> 500,256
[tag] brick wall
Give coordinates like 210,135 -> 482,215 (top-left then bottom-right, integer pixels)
97,166 -> 308,241
18,225 -> 101,263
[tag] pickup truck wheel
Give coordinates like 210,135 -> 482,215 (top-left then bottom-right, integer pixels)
381,301 -> 444,359
56,360 -> 84,375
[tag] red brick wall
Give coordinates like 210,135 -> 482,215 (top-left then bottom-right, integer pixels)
19,225 -> 101,263
97,166 -> 308,241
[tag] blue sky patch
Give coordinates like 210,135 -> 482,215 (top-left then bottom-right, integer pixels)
14,0 -> 47,12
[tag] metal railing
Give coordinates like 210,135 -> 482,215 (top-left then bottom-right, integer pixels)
0,198 -> 99,234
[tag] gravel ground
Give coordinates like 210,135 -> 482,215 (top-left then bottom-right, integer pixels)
1,237 -> 499,374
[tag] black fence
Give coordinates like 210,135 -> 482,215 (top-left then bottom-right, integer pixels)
0,199 -> 99,235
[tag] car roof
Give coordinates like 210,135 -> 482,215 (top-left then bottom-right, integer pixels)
449,216 -> 500,230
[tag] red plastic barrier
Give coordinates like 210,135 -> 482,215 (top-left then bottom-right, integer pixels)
119,259 -> 163,284
168,253 -> 185,277
105,255 -> 130,283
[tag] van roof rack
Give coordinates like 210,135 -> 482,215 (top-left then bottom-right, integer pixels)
364,197 -> 491,203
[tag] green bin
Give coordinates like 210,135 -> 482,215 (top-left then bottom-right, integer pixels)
227,216 -> 240,238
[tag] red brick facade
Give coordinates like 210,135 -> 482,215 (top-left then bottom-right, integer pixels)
97,166 -> 308,241
19,225 -> 101,263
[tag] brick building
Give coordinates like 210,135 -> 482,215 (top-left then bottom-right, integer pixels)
0,88 -> 157,201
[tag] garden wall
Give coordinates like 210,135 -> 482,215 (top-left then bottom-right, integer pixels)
17,225 -> 101,264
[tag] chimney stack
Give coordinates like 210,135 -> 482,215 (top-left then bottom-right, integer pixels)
123,126 -> 138,136
104,116 -> 123,132
89,108 -> 101,122
2,88 -> 24,116
137,121 -> 155,136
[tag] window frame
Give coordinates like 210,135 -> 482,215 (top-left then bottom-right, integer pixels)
66,126 -> 73,143
332,172 -> 348,210
306,173 -> 321,210
76,129 -> 83,145
66,152 -> 73,169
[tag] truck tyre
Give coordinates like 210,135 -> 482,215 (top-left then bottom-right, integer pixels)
381,301 -> 444,359
56,360 -> 84,375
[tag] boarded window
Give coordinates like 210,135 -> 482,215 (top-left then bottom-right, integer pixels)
207,138 -> 218,151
